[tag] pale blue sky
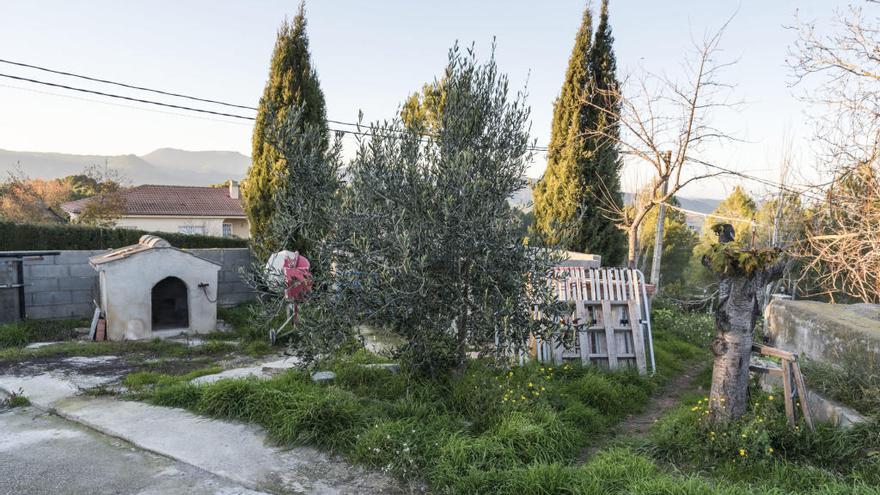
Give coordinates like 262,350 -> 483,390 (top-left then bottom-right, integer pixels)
0,1 -> 845,198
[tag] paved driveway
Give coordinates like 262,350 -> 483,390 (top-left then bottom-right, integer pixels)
0,405 -> 265,495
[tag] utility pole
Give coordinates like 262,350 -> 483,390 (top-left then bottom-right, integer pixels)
649,151 -> 672,289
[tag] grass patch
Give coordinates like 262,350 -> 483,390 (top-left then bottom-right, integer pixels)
801,358 -> 880,416
647,387 -> 880,493
1,388 -> 30,408
0,317 -> 87,349
123,366 -> 222,391
134,308 -> 711,493
0,338 -> 237,362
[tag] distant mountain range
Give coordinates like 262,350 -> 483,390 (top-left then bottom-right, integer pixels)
0,148 -> 250,186
512,185 -> 720,231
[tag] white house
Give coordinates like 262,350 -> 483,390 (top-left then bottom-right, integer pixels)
62,181 -> 250,238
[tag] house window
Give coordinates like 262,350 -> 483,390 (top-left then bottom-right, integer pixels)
222,223 -> 233,237
178,225 -> 206,235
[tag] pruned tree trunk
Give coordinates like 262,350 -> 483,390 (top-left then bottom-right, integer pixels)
704,223 -> 785,422
708,275 -> 759,421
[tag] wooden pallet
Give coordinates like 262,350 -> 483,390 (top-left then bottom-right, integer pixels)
534,268 -> 654,374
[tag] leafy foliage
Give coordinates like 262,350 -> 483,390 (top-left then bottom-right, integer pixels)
703,242 -> 781,277
688,186 -> 757,283
533,0 -> 626,264
245,2 -> 328,259
0,220 -> 246,250
637,195 -> 698,285
324,45 -> 568,375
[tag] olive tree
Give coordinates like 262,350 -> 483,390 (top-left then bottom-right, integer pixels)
328,44 -> 567,376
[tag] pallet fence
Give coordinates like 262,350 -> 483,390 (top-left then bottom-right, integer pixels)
534,267 -> 656,375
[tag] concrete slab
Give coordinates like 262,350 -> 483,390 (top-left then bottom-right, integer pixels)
0,406 -> 267,495
53,396 -> 396,494
261,357 -> 302,376
190,366 -> 266,384
24,341 -> 64,350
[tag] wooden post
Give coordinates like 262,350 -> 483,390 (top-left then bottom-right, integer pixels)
782,359 -> 796,425
601,300 -> 618,369
791,360 -> 815,431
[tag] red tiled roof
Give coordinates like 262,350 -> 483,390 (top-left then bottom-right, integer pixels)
62,185 -> 245,217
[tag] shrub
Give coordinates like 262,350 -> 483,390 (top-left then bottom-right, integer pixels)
269,387 -> 366,452
196,379 -> 262,420
490,407 -> 578,463
0,220 -> 246,250
149,382 -> 203,409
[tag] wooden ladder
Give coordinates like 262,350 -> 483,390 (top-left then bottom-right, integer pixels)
750,344 -> 815,431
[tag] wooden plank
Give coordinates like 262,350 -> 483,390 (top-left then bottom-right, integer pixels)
552,334 -> 565,364
578,329 -> 591,365
782,359 -> 796,425
791,360 -> 815,431
749,364 -> 784,376
628,299 -> 647,374
601,300 -> 618,369
754,344 -> 796,360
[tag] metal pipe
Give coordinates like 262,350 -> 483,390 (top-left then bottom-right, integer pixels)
635,269 -> 657,375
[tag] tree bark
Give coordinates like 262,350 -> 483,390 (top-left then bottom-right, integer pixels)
708,275 -> 760,422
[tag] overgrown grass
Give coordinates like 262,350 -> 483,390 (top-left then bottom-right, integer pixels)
217,303 -> 264,342
801,357 -> 880,416
123,366 -> 223,391
0,317 -> 88,349
136,324 -> 707,493
647,387 -> 880,493
0,338 -> 237,362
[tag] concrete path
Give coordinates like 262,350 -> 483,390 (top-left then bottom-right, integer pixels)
0,404 -> 267,495
0,367 -> 397,494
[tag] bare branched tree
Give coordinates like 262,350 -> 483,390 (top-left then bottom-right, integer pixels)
581,21 -> 738,274
788,2 -> 880,302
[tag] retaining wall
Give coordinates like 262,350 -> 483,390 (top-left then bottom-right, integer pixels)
6,248 -> 254,320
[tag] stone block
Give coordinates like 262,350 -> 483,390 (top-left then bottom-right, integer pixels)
191,249 -> 223,263
56,251 -> 96,265
362,363 -> 401,374
31,291 -> 72,306
27,264 -> 69,279
69,263 -> 99,277
765,300 -> 880,364
59,276 -> 96,291
25,277 -> 58,292
68,289 -> 97,305
21,254 -> 56,265
311,371 -> 336,383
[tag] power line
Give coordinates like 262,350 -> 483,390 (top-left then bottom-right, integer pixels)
0,58 -> 258,111
0,82 -> 253,126
0,70 -> 550,152
0,59 -> 548,152
0,72 -> 256,120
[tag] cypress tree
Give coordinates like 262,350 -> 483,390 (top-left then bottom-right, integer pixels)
245,2 -> 327,258
533,0 -> 626,265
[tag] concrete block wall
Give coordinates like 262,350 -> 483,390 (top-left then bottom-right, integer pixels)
22,250 -> 103,319
9,248 -> 255,320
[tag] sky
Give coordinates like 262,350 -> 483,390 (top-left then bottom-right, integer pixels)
0,0 -> 848,199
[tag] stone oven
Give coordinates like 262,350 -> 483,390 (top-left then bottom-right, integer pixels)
90,235 -> 221,340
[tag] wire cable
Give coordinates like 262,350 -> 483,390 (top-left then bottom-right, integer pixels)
0,57 -> 258,111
